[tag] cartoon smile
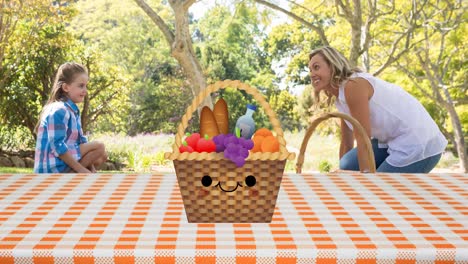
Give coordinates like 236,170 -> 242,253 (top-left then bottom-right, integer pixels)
201,175 -> 257,193
214,182 -> 242,192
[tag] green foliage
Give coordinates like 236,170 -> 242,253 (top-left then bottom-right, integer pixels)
297,85 -> 315,126
0,126 -> 35,152
89,132 -> 173,171
456,105 -> 468,135
70,0 -> 191,135
196,3 -> 269,82
318,160 -> 332,173
0,167 -> 33,173
0,3 -> 77,138
129,76 -> 195,134
82,50 -> 131,134
268,90 -> 301,131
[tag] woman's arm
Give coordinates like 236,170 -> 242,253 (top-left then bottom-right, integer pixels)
339,119 -> 354,158
344,78 -> 373,172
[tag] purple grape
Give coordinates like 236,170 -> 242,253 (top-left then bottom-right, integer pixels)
213,134 -> 227,152
225,135 -> 239,145
233,156 -> 246,167
239,147 -> 249,158
239,138 -> 254,150
216,145 -> 225,153
217,133 -> 252,167
225,143 -> 239,155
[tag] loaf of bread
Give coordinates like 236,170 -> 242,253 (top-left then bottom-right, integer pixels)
200,106 -> 220,138
213,98 -> 229,134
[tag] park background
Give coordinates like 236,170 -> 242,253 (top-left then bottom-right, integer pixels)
0,0 -> 466,173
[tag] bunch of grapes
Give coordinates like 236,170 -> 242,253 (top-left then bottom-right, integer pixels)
212,133 -> 254,167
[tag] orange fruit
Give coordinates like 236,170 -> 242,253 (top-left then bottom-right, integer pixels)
254,128 -> 273,137
261,135 -> 279,152
251,135 -> 264,152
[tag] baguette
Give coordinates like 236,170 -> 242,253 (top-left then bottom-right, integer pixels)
213,98 -> 229,134
200,106 -> 220,138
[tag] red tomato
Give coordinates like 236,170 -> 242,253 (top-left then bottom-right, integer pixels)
185,133 -> 200,149
196,134 -> 216,153
179,141 -> 194,153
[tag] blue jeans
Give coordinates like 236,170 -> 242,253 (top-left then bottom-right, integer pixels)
339,139 -> 442,173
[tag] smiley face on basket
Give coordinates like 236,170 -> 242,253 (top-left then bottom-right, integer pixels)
197,174 -> 258,197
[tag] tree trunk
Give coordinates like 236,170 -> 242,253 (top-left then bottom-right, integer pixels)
170,1 -> 212,110
440,87 -> 467,172
133,0 -> 212,116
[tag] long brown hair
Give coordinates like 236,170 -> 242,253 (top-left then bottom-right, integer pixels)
309,46 -> 361,105
35,62 -> 88,133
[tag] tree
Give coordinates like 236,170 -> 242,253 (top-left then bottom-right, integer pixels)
194,3 -> 284,131
1,0 -> 76,137
70,0 -> 203,134
132,0 -> 212,111
396,0 -> 467,172
254,0 -> 428,74
80,51 -> 130,134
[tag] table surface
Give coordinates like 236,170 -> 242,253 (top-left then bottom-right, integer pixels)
1,172 -> 467,263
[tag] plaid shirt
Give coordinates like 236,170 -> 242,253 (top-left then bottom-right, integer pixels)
34,99 -> 88,173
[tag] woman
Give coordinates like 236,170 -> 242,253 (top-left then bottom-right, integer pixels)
309,46 -> 447,173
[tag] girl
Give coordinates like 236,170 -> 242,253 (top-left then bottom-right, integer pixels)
34,62 -> 107,173
309,46 -> 447,173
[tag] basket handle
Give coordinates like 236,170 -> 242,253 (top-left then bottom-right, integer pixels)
295,112 -> 376,173
172,80 -> 288,153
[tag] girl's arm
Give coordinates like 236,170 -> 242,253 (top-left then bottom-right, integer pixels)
344,78 -> 373,172
339,119 -> 354,158
47,107 -> 90,173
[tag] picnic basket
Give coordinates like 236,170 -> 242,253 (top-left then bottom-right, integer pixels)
165,80 -> 296,223
295,112 -> 376,173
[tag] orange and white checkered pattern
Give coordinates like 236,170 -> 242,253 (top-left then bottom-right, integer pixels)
1,172 -> 467,263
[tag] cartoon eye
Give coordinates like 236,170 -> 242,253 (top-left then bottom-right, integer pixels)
201,175 -> 212,187
245,175 -> 256,187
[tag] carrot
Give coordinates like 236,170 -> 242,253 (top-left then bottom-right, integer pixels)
213,98 -> 229,134
200,106 -> 220,138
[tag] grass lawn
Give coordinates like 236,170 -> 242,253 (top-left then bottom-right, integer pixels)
0,131 -> 460,173
0,167 -> 34,173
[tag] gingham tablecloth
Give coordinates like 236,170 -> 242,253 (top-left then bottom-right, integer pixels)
0,173 -> 467,263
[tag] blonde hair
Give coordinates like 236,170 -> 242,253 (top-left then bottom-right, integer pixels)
35,62 -> 88,133
309,46 -> 361,105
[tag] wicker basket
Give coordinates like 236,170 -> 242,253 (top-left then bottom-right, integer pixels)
295,112 -> 376,173
165,80 -> 295,223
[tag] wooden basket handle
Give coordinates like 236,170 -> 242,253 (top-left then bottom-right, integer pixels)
171,80 -> 288,154
295,112 -> 376,173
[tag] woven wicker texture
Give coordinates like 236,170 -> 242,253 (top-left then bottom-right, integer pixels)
174,159 -> 286,223
166,80 -> 295,223
296,112 -> 376,173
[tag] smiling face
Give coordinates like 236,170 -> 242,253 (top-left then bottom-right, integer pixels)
62,73 -> 89,104
308,53 -> 334,94
201,174 -> 257,193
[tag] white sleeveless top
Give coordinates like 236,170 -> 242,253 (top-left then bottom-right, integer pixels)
335,72 -> 447,167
